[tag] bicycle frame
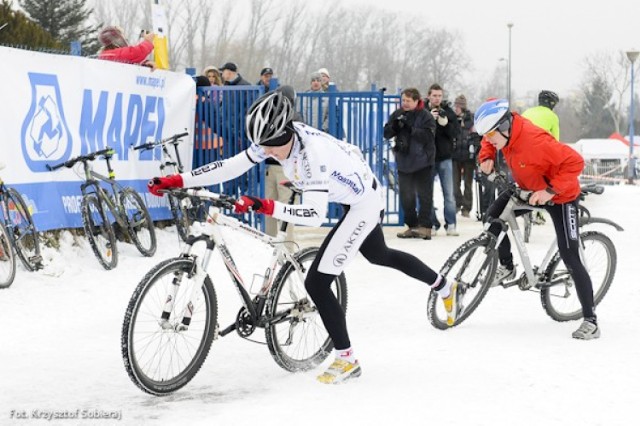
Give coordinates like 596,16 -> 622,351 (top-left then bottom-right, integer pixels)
487,183 -> 622,291
159,189 -> 305,336
489,196 -> 558,290
78,161 -> 130,231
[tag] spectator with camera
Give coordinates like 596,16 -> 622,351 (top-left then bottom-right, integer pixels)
98,26 -> 156,69
451,94 -> 481,218
426,83 -> 461,236
383,88 -> 436,239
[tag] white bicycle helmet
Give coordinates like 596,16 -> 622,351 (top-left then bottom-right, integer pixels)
245,91 -> 294,146
474,98 -> 510,136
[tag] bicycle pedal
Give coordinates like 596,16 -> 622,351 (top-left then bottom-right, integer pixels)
499,279 -> 519,289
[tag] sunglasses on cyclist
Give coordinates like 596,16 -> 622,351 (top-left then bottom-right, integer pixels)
485,116 -> 511,137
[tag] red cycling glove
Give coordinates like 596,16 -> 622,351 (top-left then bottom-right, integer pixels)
148,174 -> 184,196
234,196 -> 275,215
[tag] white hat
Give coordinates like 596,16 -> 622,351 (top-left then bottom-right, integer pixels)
318,68 -> 330,78
203,65 -> 219,75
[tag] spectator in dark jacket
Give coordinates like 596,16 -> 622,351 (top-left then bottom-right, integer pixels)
384,88 -> 436,240
257,67 -> 277,92
426,83 -> 461,236
451,94 -> 480,217
219,62 -> 251,151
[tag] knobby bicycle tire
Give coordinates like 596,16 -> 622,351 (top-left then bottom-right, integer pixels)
81,195 -> 118,270
427,234 -> 498,330
120,188 -> 156,256
4,188 -> 42,271
0,222 -> 16,288
168,194 -> 191,242
122,257 -> 218,395
540,231 -> 616,322
265,247 -> 348,372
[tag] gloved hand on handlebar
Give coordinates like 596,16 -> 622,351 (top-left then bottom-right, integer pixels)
234,195 -> 275,215
148,174 -> 184,196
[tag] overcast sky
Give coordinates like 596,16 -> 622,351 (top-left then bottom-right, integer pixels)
347,0 -> 639,98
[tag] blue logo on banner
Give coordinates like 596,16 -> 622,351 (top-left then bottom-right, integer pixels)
21,73 -> 73,172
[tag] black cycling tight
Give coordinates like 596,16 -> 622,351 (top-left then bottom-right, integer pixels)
305,223 -> 440,350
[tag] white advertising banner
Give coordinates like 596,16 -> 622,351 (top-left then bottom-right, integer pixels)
0,46 -> 195,231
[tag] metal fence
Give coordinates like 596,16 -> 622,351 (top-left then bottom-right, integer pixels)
193,84 -> 404,227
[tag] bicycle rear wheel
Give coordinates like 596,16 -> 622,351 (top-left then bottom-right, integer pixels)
120,188 -> 156,256
265,247 -> 348,372
122,258 -> 218,395
540,231 -> 616,322
0,223 -> 16,289
427,234 -> 498,329
81,194 -> 118,270
4,188 -> 42,271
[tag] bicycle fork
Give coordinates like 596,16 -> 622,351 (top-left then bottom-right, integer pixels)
159,249 -> 214,332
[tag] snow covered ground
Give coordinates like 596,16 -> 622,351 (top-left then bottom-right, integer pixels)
1,185 -> 638,426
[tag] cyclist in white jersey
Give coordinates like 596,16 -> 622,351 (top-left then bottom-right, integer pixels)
149,91 -> 460,384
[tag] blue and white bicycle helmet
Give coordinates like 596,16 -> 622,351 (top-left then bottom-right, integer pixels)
474,98 -> 510,136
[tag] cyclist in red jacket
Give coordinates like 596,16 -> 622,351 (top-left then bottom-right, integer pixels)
475,98 -> 599,340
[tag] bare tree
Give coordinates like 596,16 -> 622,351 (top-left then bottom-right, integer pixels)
581,50 -> 633,133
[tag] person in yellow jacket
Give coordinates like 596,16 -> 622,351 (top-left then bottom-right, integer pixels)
522,90 -> 560,140
522,90 -> 560,224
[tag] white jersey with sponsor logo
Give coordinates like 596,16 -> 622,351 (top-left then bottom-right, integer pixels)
181,122 -> 381,227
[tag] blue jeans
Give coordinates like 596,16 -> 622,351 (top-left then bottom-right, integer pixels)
431,159 -> 457,229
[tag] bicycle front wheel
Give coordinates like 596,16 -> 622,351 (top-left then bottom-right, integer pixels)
0,223 -> 16,289
81,195 -> 118,270
541,231 -> 617,322
4,188 -> 42,271
427,234 -> 498,329
122,258 -> 218,395
265,247 -> 348,372
121,188 -> 156,257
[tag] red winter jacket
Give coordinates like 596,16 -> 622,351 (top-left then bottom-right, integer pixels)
98,40 -> 154,65
478,113 -> 583,204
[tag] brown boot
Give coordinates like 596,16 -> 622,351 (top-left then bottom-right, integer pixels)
413,226 -> 432,240
397,227 -> 416,238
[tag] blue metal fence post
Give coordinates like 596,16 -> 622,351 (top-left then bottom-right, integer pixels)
627,50 -> 639,184
70,41 -> 82,56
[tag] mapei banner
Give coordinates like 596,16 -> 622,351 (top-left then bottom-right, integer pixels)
0,46 -> 195,231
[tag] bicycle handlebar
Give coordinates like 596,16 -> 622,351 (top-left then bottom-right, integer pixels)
580,183 -> 605,196
160,188 -> 236,210
486,172 -> 534,204
133,131 -> 189,151
46,148 -> 114,171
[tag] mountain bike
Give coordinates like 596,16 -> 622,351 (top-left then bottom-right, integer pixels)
133,131 -> 205,241
0,221 -> 16,289
47,148 -> 157,270
427,173 -> 621,329
121,187 -> 347,395
0,167 -> 42,271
